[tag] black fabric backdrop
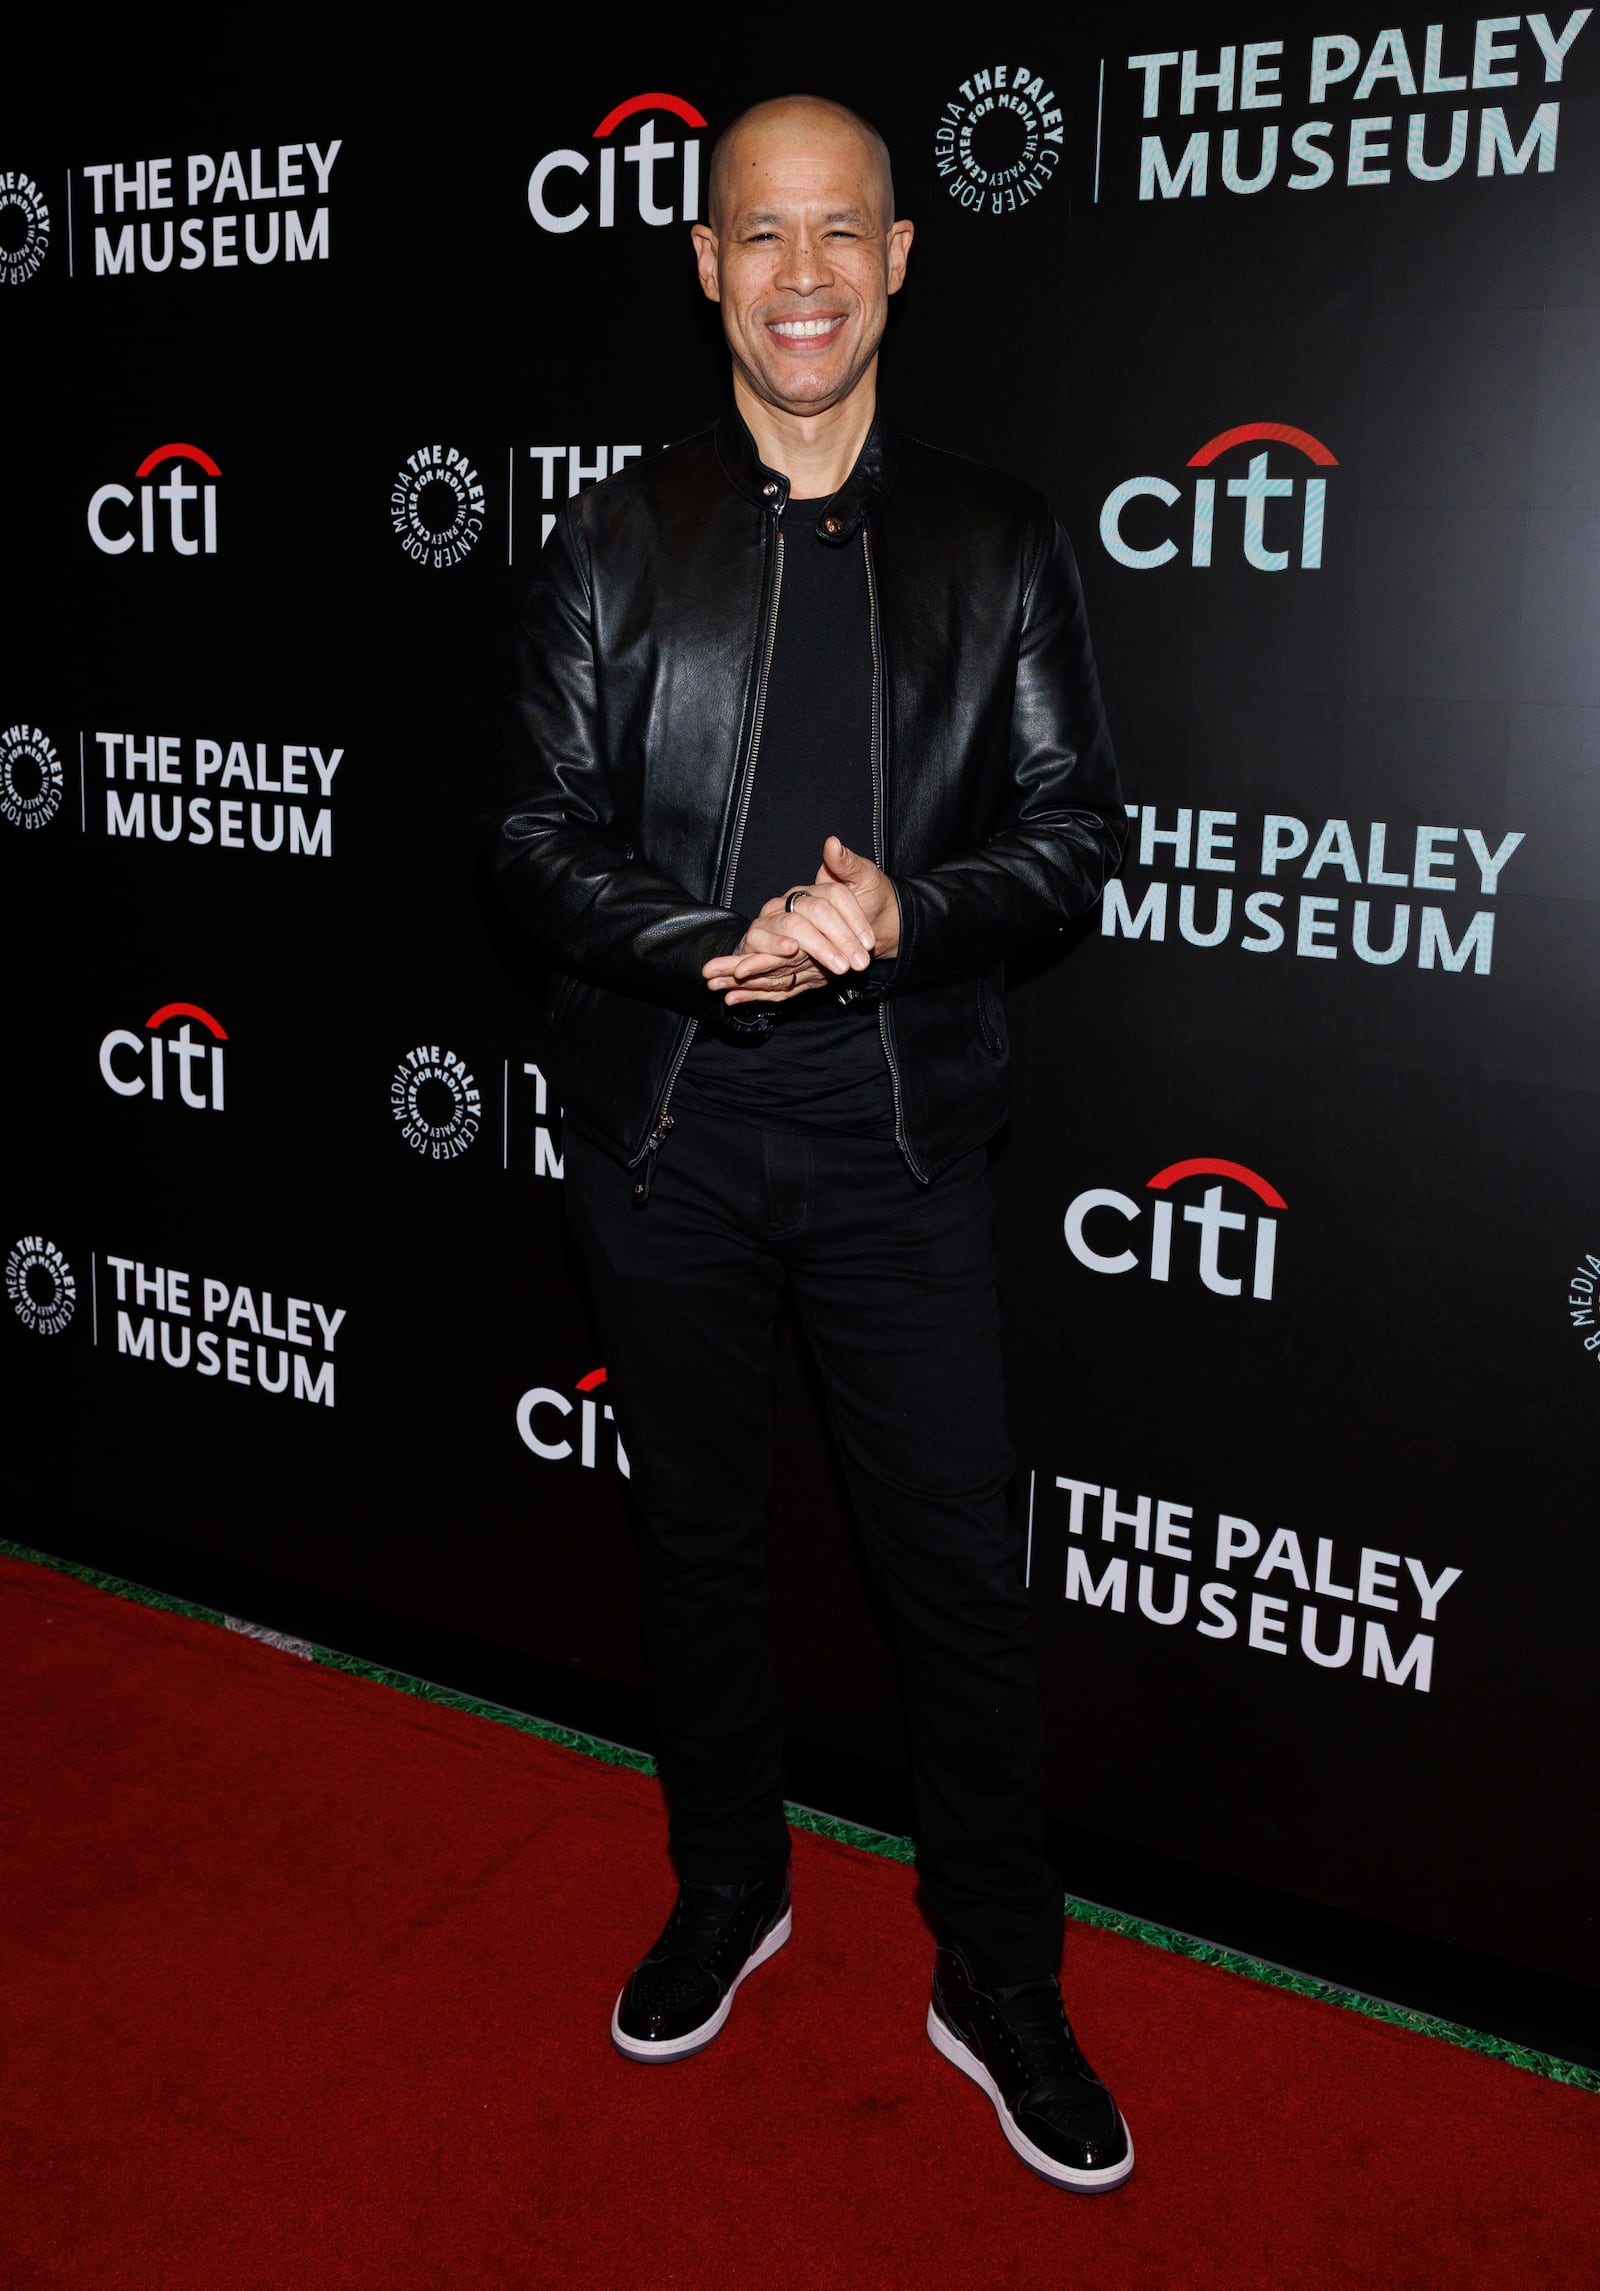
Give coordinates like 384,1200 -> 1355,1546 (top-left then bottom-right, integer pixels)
4,10 -> 1597,1994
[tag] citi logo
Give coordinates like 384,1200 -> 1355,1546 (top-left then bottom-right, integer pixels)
516,1366 -> 630,1476
89,443 -> 220,556
1065,1157 -> 1286,1301
1100,423 -> 1336,572
528,92 -> 706,234
100,1001 -> 227,1111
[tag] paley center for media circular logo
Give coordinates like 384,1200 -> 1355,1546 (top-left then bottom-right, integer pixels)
934,64 -> 1065,215
390,1045 -> 482,1160
1564,1247 -> 1600,1364
0,724 -> 64,829
390,444 -> 485,569
7,1237 -> 76,1335
0,171 -> 51,285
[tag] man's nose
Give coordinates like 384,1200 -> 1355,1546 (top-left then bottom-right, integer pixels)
773,232 -> 834,293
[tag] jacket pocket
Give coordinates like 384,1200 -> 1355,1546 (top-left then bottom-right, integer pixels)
976,970 -> 1007,1057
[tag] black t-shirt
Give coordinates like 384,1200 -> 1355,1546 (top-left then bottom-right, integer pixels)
675,496 -> 896,1137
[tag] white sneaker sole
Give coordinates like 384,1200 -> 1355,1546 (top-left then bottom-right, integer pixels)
927,2002 -> 1135,2191
610,1906 -> 793,2062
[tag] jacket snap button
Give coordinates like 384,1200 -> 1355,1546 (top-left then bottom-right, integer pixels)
762,481 -> 780,499
823,515 -> 841,533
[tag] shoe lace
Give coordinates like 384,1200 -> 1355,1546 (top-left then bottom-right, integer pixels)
661,1880 -> 763,1965
992,1978 -> 1082,2078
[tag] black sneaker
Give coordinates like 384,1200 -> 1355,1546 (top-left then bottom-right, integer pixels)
928,1940 -> 1134,2191
610,1863 -> 792,2062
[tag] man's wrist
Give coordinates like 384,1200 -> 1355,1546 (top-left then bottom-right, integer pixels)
874,882 -> 902,962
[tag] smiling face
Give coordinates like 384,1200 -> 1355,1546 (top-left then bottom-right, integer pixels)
692,100 -> 912,427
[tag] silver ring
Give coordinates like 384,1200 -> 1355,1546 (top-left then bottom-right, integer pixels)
784,888 -> 809,913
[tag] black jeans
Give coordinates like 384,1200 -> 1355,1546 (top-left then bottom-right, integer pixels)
563,1113 -> 1061,1982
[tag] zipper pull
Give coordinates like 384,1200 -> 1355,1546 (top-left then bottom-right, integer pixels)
631,1113 -> 675,1208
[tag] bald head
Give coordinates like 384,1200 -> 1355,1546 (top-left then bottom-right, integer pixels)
691,94 -> 913,447
708,94 -> 896,231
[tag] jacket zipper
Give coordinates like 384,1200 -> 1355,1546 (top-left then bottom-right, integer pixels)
862,529 -> 923,1181
632,520 -> 788,1194
723,529 -> 786,908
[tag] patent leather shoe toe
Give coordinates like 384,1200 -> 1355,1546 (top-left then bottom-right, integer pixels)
611,1862 -> 791,2061
928,1940 -> 1133,2191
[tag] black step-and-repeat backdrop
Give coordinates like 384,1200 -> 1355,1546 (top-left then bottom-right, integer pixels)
5,14 -> 1597,1992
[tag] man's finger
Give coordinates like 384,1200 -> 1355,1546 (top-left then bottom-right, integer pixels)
785,878 -> 875,949
759,901 -> 868,974
722,957 -> 826,1003
814,836 -> 900,959
725,972 -> 823,1003
706,941 -> 827,986
703,891 -> 871,985
742,925 -> 801,957
762,879 -> 870,927
726,948 -> 825,983
819,833 -> 877,883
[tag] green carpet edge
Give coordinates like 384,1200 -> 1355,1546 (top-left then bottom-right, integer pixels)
6,1534 -> 1595,2098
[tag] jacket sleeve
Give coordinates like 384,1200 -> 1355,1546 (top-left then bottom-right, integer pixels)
888,510 -> 1127,990
489,499 -> 750,1013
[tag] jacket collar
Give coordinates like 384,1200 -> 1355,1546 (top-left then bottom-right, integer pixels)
715,399 -> 899,541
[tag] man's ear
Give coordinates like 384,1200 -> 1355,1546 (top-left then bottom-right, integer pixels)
690,224 -> 721,303
886,217 -> 914,296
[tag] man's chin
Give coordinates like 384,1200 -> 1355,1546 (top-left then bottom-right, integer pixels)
742,359 -> 872,421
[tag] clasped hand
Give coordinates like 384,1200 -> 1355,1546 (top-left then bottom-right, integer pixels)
701,835 -> 901,1007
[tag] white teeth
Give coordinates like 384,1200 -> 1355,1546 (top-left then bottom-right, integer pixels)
769,317 -> 840,337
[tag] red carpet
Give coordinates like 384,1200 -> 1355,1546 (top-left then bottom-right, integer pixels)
2,1552 -> 1595,2290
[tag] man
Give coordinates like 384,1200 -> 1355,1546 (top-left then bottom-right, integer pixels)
493,94 -> 1131,2192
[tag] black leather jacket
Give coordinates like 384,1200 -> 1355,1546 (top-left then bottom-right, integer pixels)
492,409 -> 1125,1184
